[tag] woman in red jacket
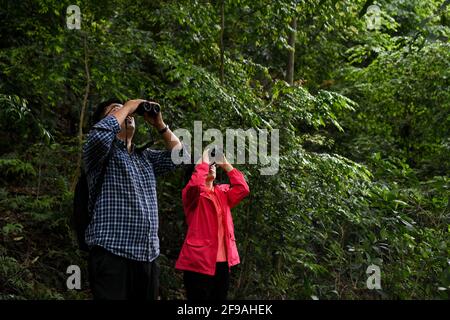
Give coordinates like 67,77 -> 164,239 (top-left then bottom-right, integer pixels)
176,149 -> 250,301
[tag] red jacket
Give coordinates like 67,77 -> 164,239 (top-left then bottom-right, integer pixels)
175,162 -> 250,275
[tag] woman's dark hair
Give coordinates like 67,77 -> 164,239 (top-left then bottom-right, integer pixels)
92,98 -> 123,125
183,163 -> 223,188
183,164 -> 196,187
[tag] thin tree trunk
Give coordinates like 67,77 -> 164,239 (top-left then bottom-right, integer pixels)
220,0 -> 225,85
71,34 -> 90,192
286,17 -> 297,85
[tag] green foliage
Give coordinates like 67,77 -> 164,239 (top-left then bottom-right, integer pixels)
2,223 -> 24,236
0,159 -> 36,182
0,256 -> 33,299
337,42 -> 450,177
0,95 -> 52,151
0,0 -> 448,300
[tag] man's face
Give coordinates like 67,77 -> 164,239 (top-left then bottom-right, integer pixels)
104,103 -> 135,132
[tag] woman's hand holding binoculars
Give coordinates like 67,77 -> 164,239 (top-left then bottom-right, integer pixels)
202,148 -> 234,172
216,156 -> 233,172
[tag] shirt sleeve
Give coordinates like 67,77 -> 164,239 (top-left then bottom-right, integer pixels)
142,143 -> 189,177
82,115 -> 121,174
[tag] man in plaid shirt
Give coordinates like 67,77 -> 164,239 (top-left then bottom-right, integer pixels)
83,98 -> 185,300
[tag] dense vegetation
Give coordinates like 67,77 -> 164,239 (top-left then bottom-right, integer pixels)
0,0 -> 448,299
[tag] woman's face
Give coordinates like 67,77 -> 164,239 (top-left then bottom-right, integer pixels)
206,163 -> 216,182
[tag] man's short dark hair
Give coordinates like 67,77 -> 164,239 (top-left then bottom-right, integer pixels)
92,98 -> 123,125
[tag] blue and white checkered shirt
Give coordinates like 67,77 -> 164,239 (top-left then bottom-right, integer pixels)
82,115 -> 181,262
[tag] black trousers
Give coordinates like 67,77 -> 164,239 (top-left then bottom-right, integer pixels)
183,262 -> 230,301
88,246 -> 159,300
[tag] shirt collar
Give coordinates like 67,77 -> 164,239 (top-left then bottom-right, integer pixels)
114,138 -> 135,153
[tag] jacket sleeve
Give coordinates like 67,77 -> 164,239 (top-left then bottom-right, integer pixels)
82,115 -> 121,174
182,162 -> 209,212
224,168 -> 250,209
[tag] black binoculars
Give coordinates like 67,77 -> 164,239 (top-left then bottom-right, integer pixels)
209,146 -> 223,166
136,101 -> 160,117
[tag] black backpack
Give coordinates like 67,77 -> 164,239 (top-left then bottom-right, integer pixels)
72,154 -> 111,252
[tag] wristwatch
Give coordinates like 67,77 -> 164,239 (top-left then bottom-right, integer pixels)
158,124 -> 169,134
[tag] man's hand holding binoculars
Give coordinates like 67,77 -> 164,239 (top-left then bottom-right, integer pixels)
122,99 -> 165,130
115,99 -> 181,150
144,109 -> 164,130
